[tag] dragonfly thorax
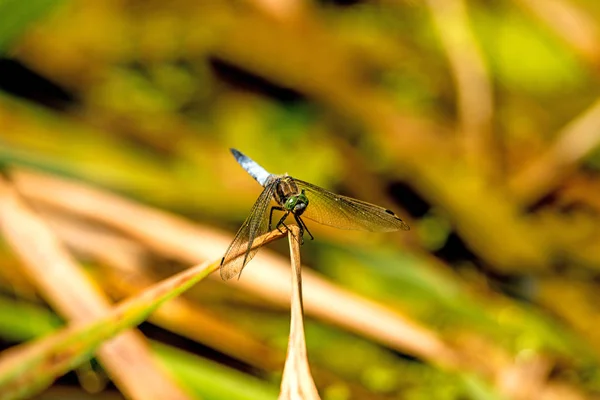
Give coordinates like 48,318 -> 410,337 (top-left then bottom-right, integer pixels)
273,176 -> 309,216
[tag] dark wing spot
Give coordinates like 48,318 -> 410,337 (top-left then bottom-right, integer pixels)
220,257 -> 225,266
386,209 -> 410,230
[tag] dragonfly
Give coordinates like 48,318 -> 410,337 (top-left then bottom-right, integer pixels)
220,148 -> 410,280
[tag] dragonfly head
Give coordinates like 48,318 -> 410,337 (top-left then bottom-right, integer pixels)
284,189 -> 309,216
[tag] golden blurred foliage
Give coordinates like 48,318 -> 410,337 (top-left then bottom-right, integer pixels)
1,0 -> 600,399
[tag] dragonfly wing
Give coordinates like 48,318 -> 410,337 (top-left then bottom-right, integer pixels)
293,179 -> 410,232
220,183 -> 276,280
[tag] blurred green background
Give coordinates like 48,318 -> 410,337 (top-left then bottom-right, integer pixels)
1,0 -> 600,399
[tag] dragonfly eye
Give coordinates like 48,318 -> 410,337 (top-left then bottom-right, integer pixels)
284,196 -> 297,211
285,192 -> 309,214
293,191 -> 309,214
294,201 -> 307,213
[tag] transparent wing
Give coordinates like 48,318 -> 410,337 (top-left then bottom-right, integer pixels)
293,179 -> 410,232
220,183 -> 276,280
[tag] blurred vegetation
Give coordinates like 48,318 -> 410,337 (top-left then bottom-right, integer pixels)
1,0 -> 600,399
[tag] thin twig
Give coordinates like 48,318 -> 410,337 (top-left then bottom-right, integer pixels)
42,209 -> 281,370
13,170 -> 460,368
425,0 -> 496,176
40,209 -> 281,370
243,0 -> 305,21
0,175 -> 190,400
279,225 -> 320,400
514,0 -> 600,66
0,228 -> 285,399
509,98 -> 600,205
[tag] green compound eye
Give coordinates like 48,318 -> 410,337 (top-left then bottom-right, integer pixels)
298,189 -> 308,205
285,196 -> 298,211
285,190 -> 309,212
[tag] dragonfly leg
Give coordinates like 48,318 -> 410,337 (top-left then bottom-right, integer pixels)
269,206 -> 285,231
298,216 -> 314,241
275,210 -> 291,234
279,219 -> 303,245
293,214 -> 313,245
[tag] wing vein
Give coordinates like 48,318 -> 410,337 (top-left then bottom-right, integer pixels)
220,182 -> 277,280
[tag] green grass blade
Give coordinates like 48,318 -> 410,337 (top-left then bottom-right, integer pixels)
0,259 -> 218,400
0,295 -> 278,400
153,343 -> 278,400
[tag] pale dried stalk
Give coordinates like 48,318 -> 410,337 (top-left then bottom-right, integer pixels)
279,225 -> 320,400
0,229 -> 285,399
39,210 -> 148,275
244,0 -> 305,21
509,98 -> 600,205
0,259 -> 217,399
425,0 -> 495,176
514,0 -> 600,65
41,209 -> 280,370
0,176 -> 190,400
13,170 -> 459,368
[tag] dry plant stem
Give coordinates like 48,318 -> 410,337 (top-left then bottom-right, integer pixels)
13,170 -> 458,368
425,0 -> 495,176
513,0 -> 600,65
279,226 -> 320,400
5,180 -> 584,397
0,229 -> 285,400
26,174 -> 587,398
0,177 -> 190,400
244,0 -> 305,21
44,210 -> 280,369
509,98 -> 600,205
39,210 -> 149,275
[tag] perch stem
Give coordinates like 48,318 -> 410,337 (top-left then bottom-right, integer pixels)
279,225 -> 320,400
